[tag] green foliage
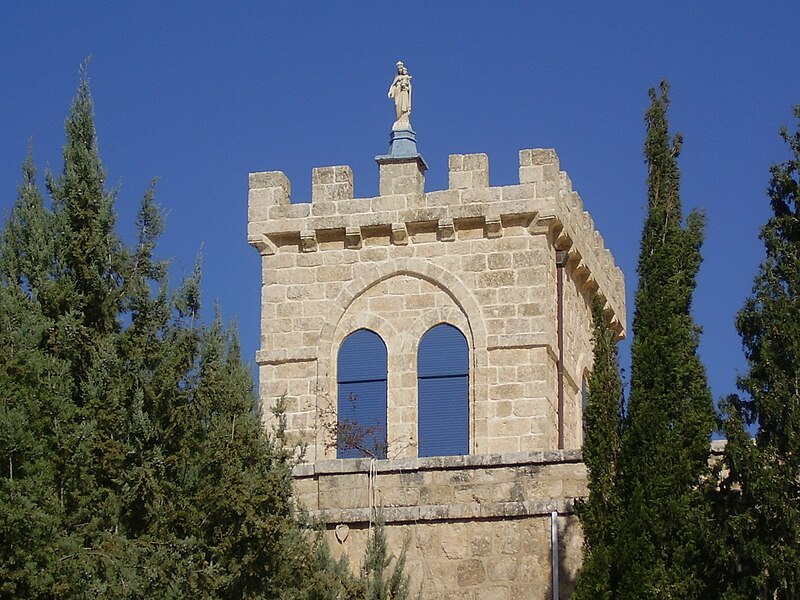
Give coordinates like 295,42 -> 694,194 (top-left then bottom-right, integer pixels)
360,521 -> 410,600
586,81 -> 716,599
572,295 -> 623,600
716,105 -> 800,599
0,67 -> 357,599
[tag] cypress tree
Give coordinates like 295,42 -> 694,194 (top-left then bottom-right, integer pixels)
0,66 -> 355,599
572,295 -> 623,600
613,81 -> 716,599
716,105 -> 800,599
360,521 -> 409,600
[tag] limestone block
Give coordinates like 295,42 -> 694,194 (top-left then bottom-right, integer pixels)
533,179 -> 559,198
370,194 -> 407,212
499,184 -> 536,202
310,200 -> 337,216
449,170 -> 473,190
518,165 -> 543,184
478,270 -> 514,288
487,253 -> 512,270
457,559 -> 486,587
335,199 -> 368,215
462,254 -> 487,272
379,159 -> 426,196
459,187 -> 500,206
394,177 -> 419,195
448,154 -> 465,171
249,171 -> 291,199
248,172 -> 291,224
269,203 -> 311,220
519,148 -> 559,168
426,189 -> 460,207
449,153 -> 489,189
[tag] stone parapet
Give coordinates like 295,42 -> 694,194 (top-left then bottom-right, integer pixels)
248,149 -> 625,334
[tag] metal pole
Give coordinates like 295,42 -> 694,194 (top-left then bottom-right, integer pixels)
551,510 -> 559,600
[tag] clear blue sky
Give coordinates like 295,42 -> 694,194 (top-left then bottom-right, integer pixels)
1,2 -> 798,414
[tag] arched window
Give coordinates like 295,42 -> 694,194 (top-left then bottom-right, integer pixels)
417,323 -> 469,457
337,329 -> 388,459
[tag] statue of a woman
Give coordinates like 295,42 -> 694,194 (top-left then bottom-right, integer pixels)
388,61 -> 412,130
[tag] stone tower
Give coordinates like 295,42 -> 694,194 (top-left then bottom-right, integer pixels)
247,127 -> 625,597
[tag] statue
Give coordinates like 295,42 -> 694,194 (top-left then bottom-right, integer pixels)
376,60 -> 426,167
388,61 -> 412,130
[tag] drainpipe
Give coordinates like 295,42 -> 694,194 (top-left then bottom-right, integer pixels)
555,250 -> 568,450
551,510 -> 560,600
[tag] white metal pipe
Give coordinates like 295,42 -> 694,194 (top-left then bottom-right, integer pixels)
551,510 -> 559,600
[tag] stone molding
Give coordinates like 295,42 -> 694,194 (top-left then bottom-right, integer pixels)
308,498 -> 576,525
294,449 -> 584,525
293,448 -> 583,477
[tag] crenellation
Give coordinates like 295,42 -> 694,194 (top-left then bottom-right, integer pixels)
519,148 -> 561,184
559,171 -> 574,195
529,148 -> 560,168
449,153 -> 490,189
249,170 -> 291,201
311,165 -> 354,203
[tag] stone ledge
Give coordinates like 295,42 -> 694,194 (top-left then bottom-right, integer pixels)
256,347 -> 316,365
309,497 -> 577,525
486,333 -> 551,350
292,448 -> 583,478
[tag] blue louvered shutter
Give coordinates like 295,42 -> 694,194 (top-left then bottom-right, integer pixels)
337,329 -> 388,459
418,324 -> 469,457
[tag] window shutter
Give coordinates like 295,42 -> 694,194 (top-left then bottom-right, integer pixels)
337,329 -> 388,459
418,324 -> 469,457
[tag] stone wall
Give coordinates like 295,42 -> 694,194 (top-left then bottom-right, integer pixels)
294,450 -> 587,599
248,148 -> 624,460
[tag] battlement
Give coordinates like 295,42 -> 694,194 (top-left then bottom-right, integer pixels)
248,148 -> 625,334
